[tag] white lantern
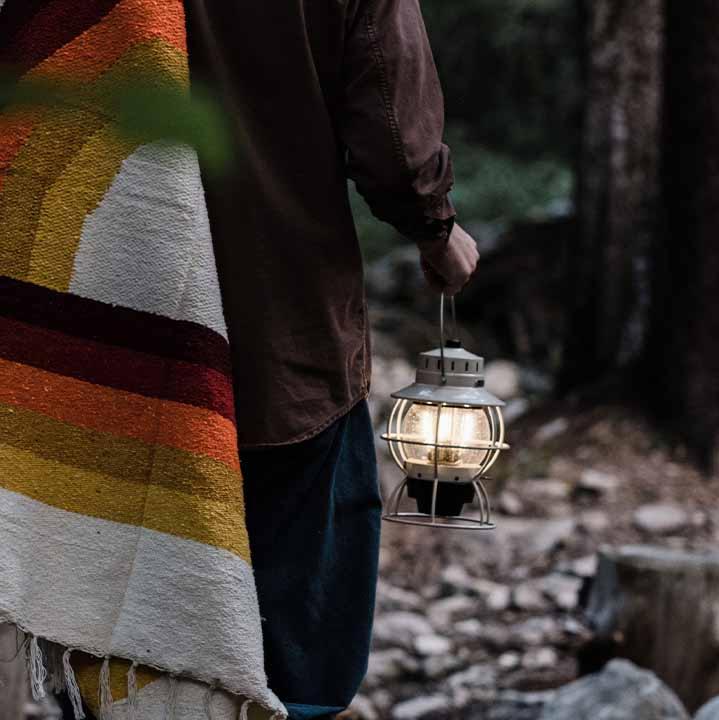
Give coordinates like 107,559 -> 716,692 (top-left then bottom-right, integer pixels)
381,297 -> 509,530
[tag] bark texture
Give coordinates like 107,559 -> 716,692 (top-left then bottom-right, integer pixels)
647,0 -> 719,468
562,0 -> 663,388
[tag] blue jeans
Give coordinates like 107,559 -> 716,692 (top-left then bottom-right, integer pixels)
241,399 -> 382,720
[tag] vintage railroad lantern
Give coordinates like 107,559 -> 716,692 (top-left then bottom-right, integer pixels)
381,296 -> 509,530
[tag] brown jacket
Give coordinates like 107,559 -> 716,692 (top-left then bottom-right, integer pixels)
185,0 -> 455,447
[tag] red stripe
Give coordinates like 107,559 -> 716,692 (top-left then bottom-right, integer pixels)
0,276 -> 232,378
0,316 -> 236,424
0,0 -> 122,72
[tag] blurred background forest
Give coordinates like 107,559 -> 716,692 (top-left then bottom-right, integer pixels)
348,1 -> 719,719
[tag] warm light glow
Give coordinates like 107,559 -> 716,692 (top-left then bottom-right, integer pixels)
401,404 -> 492,467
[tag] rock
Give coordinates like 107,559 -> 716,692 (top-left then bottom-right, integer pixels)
539,573 -> 583,610
538,658 -> 690,719
341,695 -> 378,720
488,690 -> 556,720
476,579 -> 512,612
447,663 -> 497,690
511,616 -> 562,647
498,490 -> 525,516
498,651 -> 521,670
414,634 -> 452,657
576,469 -> 620,497
484,360 -> 521,399
633,503 -> 689,535
439,564 -> 476,593
391,695 -> 450,720
422,653 -> 464,680
533,417 -> 570,444
571,554 -> 599,578
476,621 -> 513,651
512,582 -> 550,611
579,509 -> 611,533
504,397 -> 531,424
695,696 -> 719,720
428,595 -> 477,628
529,518 -> 577,557
373,611 -> 434,649
369,689 -> 394,714
376,580 -> 423,612
455,619 -> 484,638
522,646 -> 559,670
365,649 -> 418,684
523,478 -> 571,500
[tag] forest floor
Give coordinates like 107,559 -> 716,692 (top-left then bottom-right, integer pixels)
348,382 -> 719,720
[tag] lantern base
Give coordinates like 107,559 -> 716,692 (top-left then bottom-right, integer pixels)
382,512 -> 496,531
406,477 -> 475,517
382,475 -> 495,531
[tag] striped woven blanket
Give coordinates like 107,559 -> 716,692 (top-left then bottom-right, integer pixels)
0,1 -> 285,718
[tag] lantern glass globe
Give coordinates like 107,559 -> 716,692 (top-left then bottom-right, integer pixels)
402,403 -> 491,467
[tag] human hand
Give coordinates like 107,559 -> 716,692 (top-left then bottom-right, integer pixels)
419,223 -> 479,296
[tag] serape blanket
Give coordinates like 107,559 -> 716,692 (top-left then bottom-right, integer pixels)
0,1 -> 285,718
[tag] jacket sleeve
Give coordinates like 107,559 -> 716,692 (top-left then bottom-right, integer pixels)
339,0 -> 456,248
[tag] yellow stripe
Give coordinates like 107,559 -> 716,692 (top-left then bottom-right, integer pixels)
27,39 -> 189,289
0,441 -> 251,561
0,106 -> 106,280
0,402 -> 243,503
0,399 -> 250,562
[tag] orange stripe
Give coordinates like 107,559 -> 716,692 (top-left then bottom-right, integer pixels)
0,111 -> 38,194
0,357 -> 240,470
28,0 -> 187,83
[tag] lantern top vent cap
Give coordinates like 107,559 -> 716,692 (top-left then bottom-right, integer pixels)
390,344 -> 505,408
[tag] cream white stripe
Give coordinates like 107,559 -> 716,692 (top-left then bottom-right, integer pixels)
0,487 -> 284,714
70,142 -> 228,339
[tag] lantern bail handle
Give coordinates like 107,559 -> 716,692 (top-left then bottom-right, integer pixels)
439,293 -> 459,384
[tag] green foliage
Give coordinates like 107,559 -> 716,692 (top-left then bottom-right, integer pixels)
0,73 -> 232,176
421,0 -> 582,160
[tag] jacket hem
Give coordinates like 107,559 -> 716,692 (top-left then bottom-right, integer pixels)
238,389 -> 371,450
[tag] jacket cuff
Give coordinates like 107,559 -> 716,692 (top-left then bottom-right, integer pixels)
399,194 -> 456,248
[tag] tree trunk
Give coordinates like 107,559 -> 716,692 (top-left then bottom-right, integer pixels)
645,0 -> 719,469
584,545 -> 719,714
561,0 -> 663,389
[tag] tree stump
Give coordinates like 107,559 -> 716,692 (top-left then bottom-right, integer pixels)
584,544 -> 719,714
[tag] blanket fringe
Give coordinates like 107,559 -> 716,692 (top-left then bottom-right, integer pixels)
239,699 -> 252,720
204,682 -> 217,720
99,655 -> 113,720
165,673 -> 179,720
2,620 -> 289,719
127,660 -> 139,720
28,635 -> 48,701
62,649 -> 87,720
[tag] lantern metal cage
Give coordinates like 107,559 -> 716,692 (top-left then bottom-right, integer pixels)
380,295 -> 509,530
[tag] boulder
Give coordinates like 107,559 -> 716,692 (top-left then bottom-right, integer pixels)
391,695 -> 450,720
695,697 -> 719,720
538,659 -> 689,719
633,503 -> 689,535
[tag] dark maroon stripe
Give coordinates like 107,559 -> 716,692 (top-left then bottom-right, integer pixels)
0,315 -> 236,425
0,0 -> 121,72
0,276 -> 232,378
